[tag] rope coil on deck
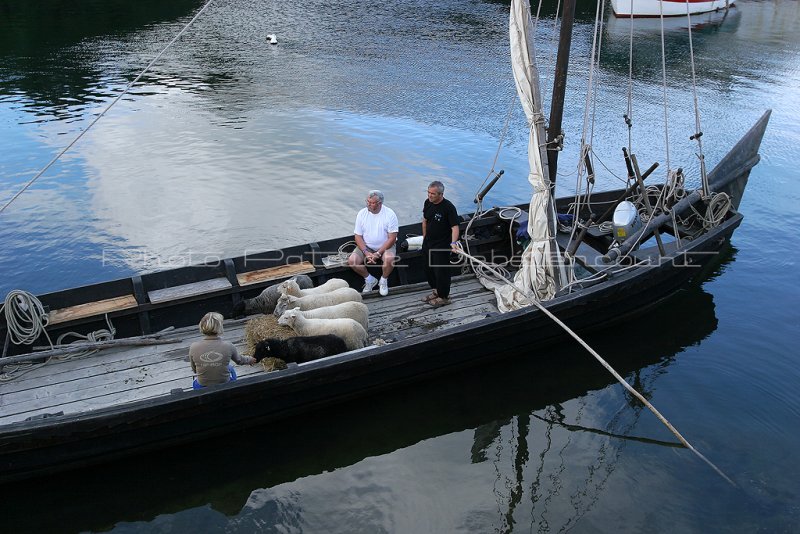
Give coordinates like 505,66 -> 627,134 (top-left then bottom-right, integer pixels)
2,290 -> 53,347
1,290 -> 118,381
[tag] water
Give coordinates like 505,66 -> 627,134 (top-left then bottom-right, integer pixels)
1,0 -> 798,531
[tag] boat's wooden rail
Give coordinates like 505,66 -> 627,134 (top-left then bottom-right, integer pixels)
4,210 -> 518,351
148,278 -> 233,304
47,295 -> 139,326
236,261 -> 316,286
42,262 -> 318,331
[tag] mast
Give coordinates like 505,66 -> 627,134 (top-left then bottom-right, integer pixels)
546,0 -> 577,190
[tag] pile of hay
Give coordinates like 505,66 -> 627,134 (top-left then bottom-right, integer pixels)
260,357 -> 288,372
241,314 -> 296,373
242,314 -> 296,355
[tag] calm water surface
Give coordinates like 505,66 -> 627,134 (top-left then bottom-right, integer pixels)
1,0 -> 798,532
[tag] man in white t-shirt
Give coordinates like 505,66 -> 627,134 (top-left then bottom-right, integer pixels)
347,190 -> 399,296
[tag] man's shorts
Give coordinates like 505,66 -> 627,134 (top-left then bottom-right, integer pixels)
352,245 -> 396,262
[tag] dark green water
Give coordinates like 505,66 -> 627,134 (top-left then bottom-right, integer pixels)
1,0 -> 798,532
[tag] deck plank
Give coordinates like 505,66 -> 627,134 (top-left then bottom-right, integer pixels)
0,274 -> 505,426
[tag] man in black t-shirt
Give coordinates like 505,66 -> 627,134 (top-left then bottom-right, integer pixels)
422,180 -> 460,307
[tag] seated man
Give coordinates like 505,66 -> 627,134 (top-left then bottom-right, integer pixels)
348,190 -> 398,296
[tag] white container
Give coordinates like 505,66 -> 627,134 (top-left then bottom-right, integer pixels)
404,236 -> 424,251
612,201 -> 642,244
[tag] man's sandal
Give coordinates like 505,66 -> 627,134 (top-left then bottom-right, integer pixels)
428,297 -> 451,308
422,292 -> 438,303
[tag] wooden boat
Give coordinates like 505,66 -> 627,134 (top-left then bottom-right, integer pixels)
611,0 -> 733,18
0,0 -> 769,483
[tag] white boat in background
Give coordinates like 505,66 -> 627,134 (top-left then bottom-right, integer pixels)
611,0 -> 733,18
606,3 -> 739,35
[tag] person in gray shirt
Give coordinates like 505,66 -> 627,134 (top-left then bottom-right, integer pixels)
189,312 -> 255,388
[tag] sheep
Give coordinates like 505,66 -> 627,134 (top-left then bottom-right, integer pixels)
273,287 -> 362,317
232,275 -> 313,317
278,309 -> 367,351
283,301 -> 368,331
279,277 -> 349,297
253,335 -> 348,364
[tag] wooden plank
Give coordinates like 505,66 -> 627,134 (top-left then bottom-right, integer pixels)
0,340 -> 263,423
0,274 -> 500,426
1,360 -> 268,425
0,322 -> 249,394
370,298 -> 497,338
386,313 -> 494,342
0,346 -> 185,395
365,279 -> 489,315
148,277 -> 232,304
236,261 -> 316,286
48,295 -> 138,325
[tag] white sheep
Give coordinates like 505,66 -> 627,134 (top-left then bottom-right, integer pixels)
279,277 -> 349,297
273,287 -> 362,317
280,301 -> 368,331
278,309 -> 367,351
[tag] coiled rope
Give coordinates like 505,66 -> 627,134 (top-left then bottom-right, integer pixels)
453,246 -> 736,487
1,290 -> 117,381
2,290 -> 54,347
55,314 -> 116,358
702,192 -> 732,229
1,290 -> 53,381
323,240 -> 358,266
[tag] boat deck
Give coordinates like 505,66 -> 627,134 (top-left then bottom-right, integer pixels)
0,275 -> 499,426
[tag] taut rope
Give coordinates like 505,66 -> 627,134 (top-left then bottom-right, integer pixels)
454,246 -> 737,487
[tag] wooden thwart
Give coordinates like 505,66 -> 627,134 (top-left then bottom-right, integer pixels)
148,277 -> 232,304
236,261 -> 315,286
48,295 -> 138,325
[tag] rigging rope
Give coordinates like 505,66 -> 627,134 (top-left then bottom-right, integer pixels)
626,0 -> 635,152
658,2 -> 673,176
684,1 -> 709,195
453,246 -> 737,487
481,94 -> 519,191
0,0 -> 216,216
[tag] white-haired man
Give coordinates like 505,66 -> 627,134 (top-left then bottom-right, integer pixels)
348,190 -> 398,296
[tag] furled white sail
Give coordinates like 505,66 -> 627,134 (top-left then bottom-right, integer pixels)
484,0 -> 563,311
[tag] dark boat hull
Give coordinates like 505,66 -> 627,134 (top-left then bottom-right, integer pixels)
0,111 -> 769,483
0,212 -> 741,482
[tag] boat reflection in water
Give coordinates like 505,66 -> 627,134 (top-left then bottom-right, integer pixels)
605,3 -> 740,35
2,264 -> 722,532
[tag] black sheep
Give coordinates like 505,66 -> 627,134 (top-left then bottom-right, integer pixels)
253,335 -> 348,364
